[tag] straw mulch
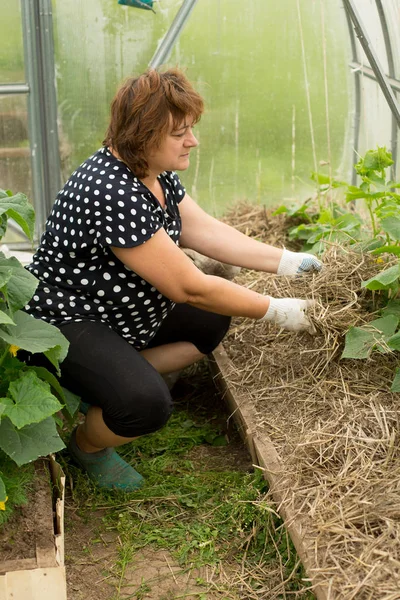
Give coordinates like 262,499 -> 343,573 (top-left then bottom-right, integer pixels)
221,203 -> 400,600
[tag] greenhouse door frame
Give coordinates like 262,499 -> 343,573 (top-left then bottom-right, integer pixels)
0,0 -> 61,247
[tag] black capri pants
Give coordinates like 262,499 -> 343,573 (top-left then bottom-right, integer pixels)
57,304 -> 231,438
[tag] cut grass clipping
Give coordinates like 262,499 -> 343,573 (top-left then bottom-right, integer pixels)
65,368 -> 314,599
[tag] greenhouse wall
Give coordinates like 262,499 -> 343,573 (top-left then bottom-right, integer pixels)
52,0 -> 351,215
1,0 -> 399,239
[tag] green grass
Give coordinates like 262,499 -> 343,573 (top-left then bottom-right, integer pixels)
61,363 -> 315,599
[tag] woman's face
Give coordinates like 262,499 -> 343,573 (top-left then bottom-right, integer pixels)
146,117 -> 199,175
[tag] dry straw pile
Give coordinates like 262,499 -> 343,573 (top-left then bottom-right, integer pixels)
222,204 -> 400,599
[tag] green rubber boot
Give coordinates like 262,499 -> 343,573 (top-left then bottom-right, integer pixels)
67,427 -> 144,491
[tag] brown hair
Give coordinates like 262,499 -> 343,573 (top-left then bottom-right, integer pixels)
103,68 -> 204,178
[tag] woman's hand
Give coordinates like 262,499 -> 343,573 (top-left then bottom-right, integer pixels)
277,249 -> 322,276
261,297 -> 316,333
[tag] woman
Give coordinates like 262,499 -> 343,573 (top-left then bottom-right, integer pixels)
25,68 -> 321,491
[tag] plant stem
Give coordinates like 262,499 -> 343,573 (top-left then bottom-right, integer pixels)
367,202 -> 377,237
0,346 -> 10,367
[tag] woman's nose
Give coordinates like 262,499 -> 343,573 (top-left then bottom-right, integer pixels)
185,131 -> 199,147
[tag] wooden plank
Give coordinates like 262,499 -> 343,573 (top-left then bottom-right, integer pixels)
0,560 -> 38,576
49,455 -> 66,567
34,460 -> 58,569
0,567 -> 66,600
210,344 -> 330,600
0,458 -> 67,599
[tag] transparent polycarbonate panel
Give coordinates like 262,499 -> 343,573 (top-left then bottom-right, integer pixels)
357,75 -> 393,150
348,0 -> 400,180
52,0 -> 184,181
385,1 -> 400,79
0,0 -> 25,83
168,0 -> 351,213
0,95 -> 33,243
52,0 -> 350,214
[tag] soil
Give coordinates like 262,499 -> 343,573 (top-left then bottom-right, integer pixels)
0,459 -> 55,568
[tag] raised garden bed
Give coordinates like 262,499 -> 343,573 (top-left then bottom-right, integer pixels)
210,204 -> 400,599
0,455 -> 66,600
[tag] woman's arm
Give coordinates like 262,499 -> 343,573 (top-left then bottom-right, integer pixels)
179,193 -> 283,272
179,194 -> 322,275
112,229 -> 313,332
111,227 -> 270,319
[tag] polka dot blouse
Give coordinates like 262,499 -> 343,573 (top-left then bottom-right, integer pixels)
24,147 -> 186,350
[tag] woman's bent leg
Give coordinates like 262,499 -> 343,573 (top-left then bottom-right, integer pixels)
59,321 -> 173,439
59,321 -> 174,490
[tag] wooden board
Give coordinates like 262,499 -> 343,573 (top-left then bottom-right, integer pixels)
0,457 -> 66,600
0,567 -> 66,600
210,344 -> 330,600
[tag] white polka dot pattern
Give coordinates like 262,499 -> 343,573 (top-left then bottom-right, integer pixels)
24,147 -> 186,349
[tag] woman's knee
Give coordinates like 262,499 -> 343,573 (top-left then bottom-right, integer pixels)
195,314 -> 231,355
102,376 -> 173,438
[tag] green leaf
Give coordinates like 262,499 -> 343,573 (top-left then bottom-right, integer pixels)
334,212 -> 362,233
367,147 -> 394,170
0,474 -> 6,502
0,417 -> 65,466
369,314 -> 399,337
29,365 -> 65,400
2,371 -> 62,429
381,217 -> 400,241
362,264 -> 400,290
342,328 -> 376,359
0,192 -> 35,241
43,346 -> 67,374
0,310 -> 15,326
390,368 -> 400,392
356,147 -> 393,175
342,315 -> 398,359
387,332 -> 400,351
345,189 -> 372,202
365,171 -> 386,190
0,214 -> 8,239
211,435 -> 228,447
0,266 -> 12,288
359,236 -> 387,252
61,387 -> 80,418
0,255 -> 38,312
28,367 -> 80,419
204,432 -> 228,446
310,172 -> 346,188
272,201 -> 311,219
0,398 -> 13,420
371,245 -> 400,256
375,201 -> 400,220
272,205 -> 289,215
0,311 -> 69,365
381,299 -> 400,317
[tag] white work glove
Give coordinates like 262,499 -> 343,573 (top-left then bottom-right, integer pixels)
277,249 -> 322,276
261,297 -> 315,333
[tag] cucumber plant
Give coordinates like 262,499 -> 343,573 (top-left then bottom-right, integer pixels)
0,189 -> 78,511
